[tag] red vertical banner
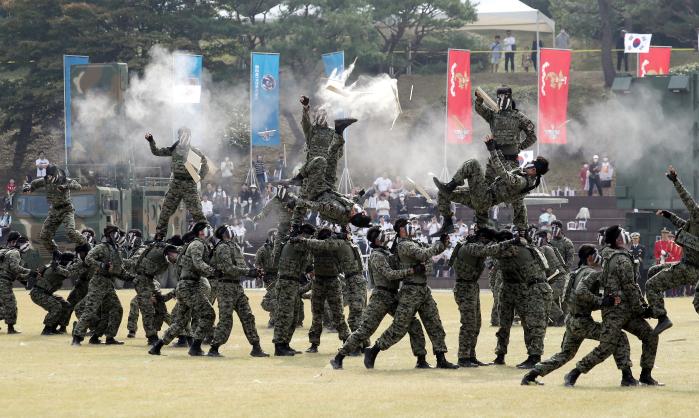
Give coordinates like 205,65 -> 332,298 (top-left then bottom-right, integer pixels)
446,49 -> 472,144
637,46 -> 672,77
538,48 -> 571,144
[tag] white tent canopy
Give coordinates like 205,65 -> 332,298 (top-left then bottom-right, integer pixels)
463,0 -> 555,39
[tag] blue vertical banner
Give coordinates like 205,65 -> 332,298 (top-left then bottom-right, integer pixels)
250,53 -> 280,147
322,51 -> 345,80
173,53 -> 203,104
63,55 -> 89,151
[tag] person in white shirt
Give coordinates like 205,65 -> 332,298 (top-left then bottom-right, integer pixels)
375,193 -> 391,220
231,218 -> 247,245
35,151 -> 49,178
426,216 -> 441,237
220,157 -> 234,178
378,216 -> 393,232
503,30 -> 516,72
373,173 -> 392,194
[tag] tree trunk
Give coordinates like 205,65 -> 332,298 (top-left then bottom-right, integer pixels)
597,0 -> 616,88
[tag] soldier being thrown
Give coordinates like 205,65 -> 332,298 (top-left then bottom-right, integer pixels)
433,136 -> 548,235
146,127 -> 209,240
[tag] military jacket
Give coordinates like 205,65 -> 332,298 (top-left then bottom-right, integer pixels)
149,138 -> 208,181
369,247 -> 411,290
29,178 -> 81,208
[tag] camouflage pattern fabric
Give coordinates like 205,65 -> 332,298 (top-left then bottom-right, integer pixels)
0,248 -> 31,325
474,98 -> 537,156
29,178 -> 87,252
161,279 -> 215,344
66,260 -> 91,319
488,263 -> 501,326
551,236 -> 576,267
273,277 -> 301,344
212,282 -> 261,346
308,276 -> 350,345
30,264 -> 71,327
539,245 -> 569,324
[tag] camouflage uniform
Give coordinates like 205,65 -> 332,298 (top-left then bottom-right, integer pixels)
550,236 -> 576,268
539,244 -> 570,324
161,238 -> 216,344
488,261 -> 502,326
646,175 -> 699,317
273,241 -> 312,345
495,244 -> 552,357
210,240 -> 261,347
575,247 -> 658,374
66,259 -> 91,319
436,150 -> 540,230
28,178 -> 87,252
30,264 -> 72,329
451,239 -> 516,359
73,241 -> 126,339
256,241 -> 278,323
148,137 -> 208,237
0,248 -> 30,325
339,246 -> 426,356
301,238 -> 351,345
336,239 -> 367,336
475,98 -> 537,230
533,265 -> 631,376
376,239 -> 450,353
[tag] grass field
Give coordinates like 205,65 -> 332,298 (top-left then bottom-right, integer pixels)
2,289 -> 698,418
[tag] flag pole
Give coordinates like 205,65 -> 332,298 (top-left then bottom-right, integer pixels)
440,49 -> 450,182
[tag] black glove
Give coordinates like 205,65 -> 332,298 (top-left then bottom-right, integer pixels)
247,268 -> 260,278
485,138 -> 497,151
300,96 -> 310,106
153,292 -> 165,303
600,294 -> 616,307
214,269 -> 225,279
659,210 -> 672,219
145,133 -> 154,142
412,264 -> 426,274
666,170 -> 677,182
641,305 -> 654,319
439,233 -> 450,246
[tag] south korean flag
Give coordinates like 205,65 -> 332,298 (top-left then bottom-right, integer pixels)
624,33 -> 652,53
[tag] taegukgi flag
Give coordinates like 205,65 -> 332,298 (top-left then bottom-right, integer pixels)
624,33 -> 652,53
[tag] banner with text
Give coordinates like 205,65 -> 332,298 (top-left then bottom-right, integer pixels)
250,53 -> 280,147
446,49 -> 472,144
173,53 -> 203,104
538,48 -> 571,144
637,46 -> 672,77
63,55 -> 90,149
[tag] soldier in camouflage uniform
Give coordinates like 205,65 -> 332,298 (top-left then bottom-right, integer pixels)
146,128 -> 208,239
66,243 -> 92,321
273,223 -> 316,356
31,252 -> 75,335
364,219 -> 459,369
646,166 -> 699,335
23,165 -> 87,257
256,230 -> 279,327
208,225 -> 269,357
295,228 -> 351,352
492,229 -> 553,369
451,228 -> 520,367
522,244 -> 636,386
149,222 -> 217,356
0,232 -> 34,334
550,220 -> 576,267
335,228 -> 367,344
488,261 -> 502,326
72,226 -> 129,346
564,225 -> 662,387
433,137 -> 548,235
475,87 -> 537,231
331,226 -> 429,369
534,230 -> 569,326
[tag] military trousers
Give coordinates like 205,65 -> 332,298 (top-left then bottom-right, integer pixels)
162,279 -> 215,344
272,277 -> 301,344
156,178 -> 206,237
0,279 -> 18,325
73,275 -> 123,338
309,276 -> 350,345
212,281 -> 260,347
454,281 -> 482,359
645,261 -> 699,317
30,288 -> 71,328
40,207 -> 86,253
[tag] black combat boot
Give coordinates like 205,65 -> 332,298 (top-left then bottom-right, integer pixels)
364,344 -> 381,369
639,368 -> 664,386
174,335 -> 188,347
287,344 -> 302,354
493,353 -> 505,365
186,336 -> 194,347
7,324 -> 20,334
274,343 -> 295,357
56,325 -> 67,334
127,331 -> 136,338
330,353 -> 345,370
470,358 -> 491,366
89,335 -> 102,344
516,355 -> 540,370
250,343 -> 270,357
334,118 -> 358,135
188,339 -> 205,356
203,335 -> 213,345
306,343 -> 319,353
71,335 -> 83,346
521,370 -> 543,386
147,335 -> 159,346
207,344 -> 222,357
653,315 -> 673,335
148,339 -> 165,355
105,337 -> 124,345
347,347 -> 361,357
415,355 -> 432,369
433,177 -> 459,193
41,325 -> 56,336
436,352 -> 459,369
564,368 -> 581,387
620,367 -> 639,387
431,217 -> 455,237
458,358 -> 477,368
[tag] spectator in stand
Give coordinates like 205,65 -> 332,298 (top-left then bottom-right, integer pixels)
254,155 -> 266,190
579,163 -> 589,192
230,196 -> 244,219
231,218 -> 247,247
538,207 -> 556,227
455,219 -> 468,237
201,194 -> 215,225
414,228 -> 428,245
373,173 -> 392,194
629,232 -> 648,291
521,51 -> 532,72
555,28 -> 570,49
394,193 -> 409,217
378,217 -> 393,232
587,155 -> 603,196
490,35 -> 502,73
616,29 -> 629,72
211,185 -> 229,224
274,154 -> 285,181
363,192 -> 378,221
249,184 -> 262,214
376,193 -> 391,220
203,183 -> 215,199
599,156 -> 614,189
0,211 -> 11,228
5,179 -> 16,210
503,30 -> 516,72
531,39 -> 543,71
35,151 -> 49,178
654,228 -> 681,265
220,157 -> 234,179
390,176 -> 406,198
426,216 -> 441,238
